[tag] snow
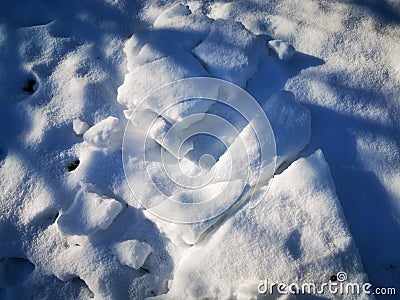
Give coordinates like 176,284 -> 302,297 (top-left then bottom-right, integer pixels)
0,0 -> 399,298
191,18 -> 265,87
72,118 -> 89,136
125,3 -> 211,71
83,116 -> 120,147
122,77 -> 276,243
57,188 -> 123,236
268,39 -> 296,61
263,90 -> 311,167
112,240 -> 153,270
117,54 -> 208,108
165,150 -> 367,299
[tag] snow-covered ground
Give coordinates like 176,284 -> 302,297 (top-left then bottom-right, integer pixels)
0,0 -> 399,299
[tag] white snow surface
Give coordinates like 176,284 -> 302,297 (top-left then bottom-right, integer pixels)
0,0 -> 399,299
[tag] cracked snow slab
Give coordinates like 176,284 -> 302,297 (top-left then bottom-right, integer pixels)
131,89 -> 311,246
118,3 -> 313,247
162,150 -> 368,299
192,18 -> 267,87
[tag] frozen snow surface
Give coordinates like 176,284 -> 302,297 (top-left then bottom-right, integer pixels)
0,0 -> 399,299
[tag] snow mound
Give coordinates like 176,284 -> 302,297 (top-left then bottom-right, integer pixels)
57,188 -> 123,236
164,150 -> 367,299
83,116 -> 119,147
112,240 -> 153,270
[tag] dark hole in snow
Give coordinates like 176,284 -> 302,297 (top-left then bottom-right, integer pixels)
285,230 -> 302,260
330,274 -> 337,282
67,159 -> 80,172
23,79 -> 36,94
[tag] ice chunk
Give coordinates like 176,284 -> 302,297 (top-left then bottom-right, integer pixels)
192,19 -> 266,87
73,118 -> 89,135
164,150 -> 367,299
117,54 -> 208,109
268,39 -> 296,61
57,189 -> 123,236
112,240 -> 153,270
83,116 -> 119,147
263,90 -> 311,166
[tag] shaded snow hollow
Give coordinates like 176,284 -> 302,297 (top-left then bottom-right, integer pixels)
0,0 -> 399,299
